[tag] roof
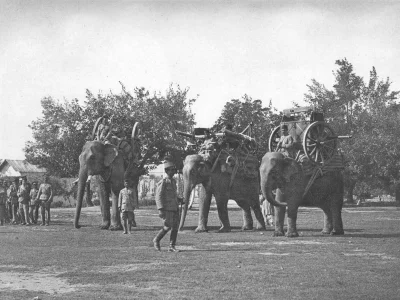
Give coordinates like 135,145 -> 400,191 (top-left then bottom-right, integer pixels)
0,159 -> 47,173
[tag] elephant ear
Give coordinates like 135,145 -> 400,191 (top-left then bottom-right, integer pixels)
282,157 -> 300,183
104,144 -> 118,167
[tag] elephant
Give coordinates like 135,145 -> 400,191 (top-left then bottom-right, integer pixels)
260,152 -> 345,237
74,122 -> 146,230
179,153 -> 266,233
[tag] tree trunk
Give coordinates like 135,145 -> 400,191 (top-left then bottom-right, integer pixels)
395,182 -> 400,202
346,179 -> 356,204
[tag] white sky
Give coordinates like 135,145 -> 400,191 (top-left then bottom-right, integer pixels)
1,0 -> 399,160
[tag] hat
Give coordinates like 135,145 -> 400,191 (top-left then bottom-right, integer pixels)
164,161 -> 176,169
281,124 -> 288,130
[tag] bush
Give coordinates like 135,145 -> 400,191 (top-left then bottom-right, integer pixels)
51,201 -> 64,208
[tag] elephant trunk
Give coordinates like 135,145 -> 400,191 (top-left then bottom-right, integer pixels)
74,168 -> 88,229
261,173 -> 287,207
179,175 -> 196,231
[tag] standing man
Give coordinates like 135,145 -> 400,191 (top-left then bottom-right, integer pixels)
29,182 -> 39,224
0,181 -> 7,225
8,181 -> 19,224
153,161 -> 181,252
36,176 -> 53,226
17,178 -> 31,226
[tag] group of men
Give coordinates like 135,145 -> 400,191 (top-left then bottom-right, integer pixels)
0,176 -> 53,226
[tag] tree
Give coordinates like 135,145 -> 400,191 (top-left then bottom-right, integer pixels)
304,59 -> 400,202
25,84 -> 196,177
213,95 -> 281,160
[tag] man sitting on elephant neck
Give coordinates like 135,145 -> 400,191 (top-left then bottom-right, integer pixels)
153,161 -> 181,252
276,124 -> 295,158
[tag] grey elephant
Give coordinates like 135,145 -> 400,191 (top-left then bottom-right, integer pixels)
179,153 -> 266,233
74,123 -> 145,229
260,152 -> 344,237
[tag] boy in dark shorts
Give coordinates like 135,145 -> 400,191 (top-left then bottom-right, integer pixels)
118,179 -> 138,234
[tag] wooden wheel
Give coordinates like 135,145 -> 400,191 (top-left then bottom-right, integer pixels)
92,117 -> 104,140
303,121 -> 337,165
268,126 -> 281,152
131,122 -> 141,161
131,122 -> 141,140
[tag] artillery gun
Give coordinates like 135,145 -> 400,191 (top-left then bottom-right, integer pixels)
269,106 -> 351,165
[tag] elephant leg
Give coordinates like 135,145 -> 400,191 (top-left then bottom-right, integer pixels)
235,200 -> 253,231
320,203 -> 333,234
330,198 -> 344,235
216,195 -> 230,233
97,182 -> 111,229
286,206 -> 299,238
251,203 -> 267,231
274,206 -> 286,237
195,188 -> 212,233
109,190 -> 122,231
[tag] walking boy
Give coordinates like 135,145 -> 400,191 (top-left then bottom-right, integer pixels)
118,179 -> 138,234
153,161 -> 181,252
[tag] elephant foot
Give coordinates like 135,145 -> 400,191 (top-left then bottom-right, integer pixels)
100,223 -> 110,230
195,226 -> 208,233
109,224 -> 123,231
218,226 -> 231,233
273,230 -> 285,237
330,229 -> 344,236
321,230 -> 331,235
74,224 -> 81,229
255,224 -> 267,231
286,231 -> 299,238
241,224 -> 253,231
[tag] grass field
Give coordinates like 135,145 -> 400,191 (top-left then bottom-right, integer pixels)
1,202 -> 400,300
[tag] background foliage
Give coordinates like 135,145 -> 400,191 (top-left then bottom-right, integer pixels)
25,84 -> 196,177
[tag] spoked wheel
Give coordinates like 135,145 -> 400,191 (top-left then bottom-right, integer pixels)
303,121 -> 337,165
131,122 -> 142,161
92,117 -> 104,140
268,126 -> 281,152
131,122 -> 141,140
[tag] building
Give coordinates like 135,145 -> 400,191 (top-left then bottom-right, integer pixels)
0,159 -> 47,183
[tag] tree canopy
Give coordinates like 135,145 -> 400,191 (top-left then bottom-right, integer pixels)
212,95 -> 281,160
304,58 -> 400,199
25,84 -> 196,177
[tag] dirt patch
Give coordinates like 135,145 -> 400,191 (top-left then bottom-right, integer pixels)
93,262 -> 174,273
342,251 -> 398,260
0,272 -> 77,294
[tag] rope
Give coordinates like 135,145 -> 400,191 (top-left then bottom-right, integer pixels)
302,167 -> 323,198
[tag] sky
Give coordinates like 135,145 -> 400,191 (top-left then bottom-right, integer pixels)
1,0 -> 400,160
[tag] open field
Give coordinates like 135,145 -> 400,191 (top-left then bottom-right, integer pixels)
1,202 -> 400,300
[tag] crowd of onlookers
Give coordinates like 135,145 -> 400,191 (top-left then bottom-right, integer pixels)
0,176 -> 53,226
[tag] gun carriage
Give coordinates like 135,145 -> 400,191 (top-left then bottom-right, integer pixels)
268,106 -> 351,165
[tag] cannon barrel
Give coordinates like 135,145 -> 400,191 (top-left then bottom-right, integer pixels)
337,135 -> 352,139
222,129 -> 256,143
175,130 -> 195,139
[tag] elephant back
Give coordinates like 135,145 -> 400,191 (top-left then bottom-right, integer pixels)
216,148 -> 259,179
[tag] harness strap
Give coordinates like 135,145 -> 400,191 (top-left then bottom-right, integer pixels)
303,167 -> 323,198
